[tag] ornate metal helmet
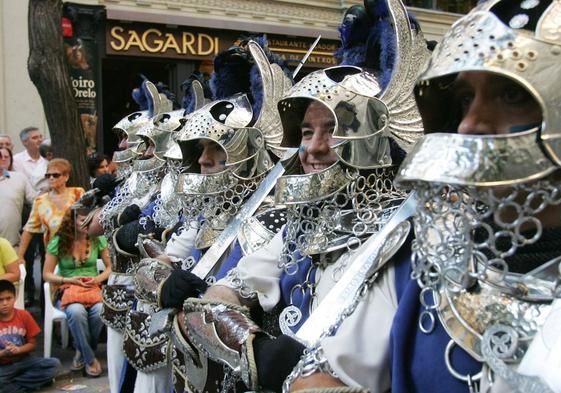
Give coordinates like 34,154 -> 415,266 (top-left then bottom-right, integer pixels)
126,85 -> 175,199
396,0 -> 561,390
151,81 -> 209,228
100,80 -> 174,231
112,148 -> 138,180
175,40 -> 292,248
111,81 -> 171,179
409,0 -> 561,183
274,0 -> 430,265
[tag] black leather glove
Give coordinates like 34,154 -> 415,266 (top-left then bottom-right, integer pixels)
115,218 -> 165,255
253,334 -> 305,392
114,220 -> 143,255
118,204 -> 142,226
93,174 -> 120,198
159,270 -> 208,309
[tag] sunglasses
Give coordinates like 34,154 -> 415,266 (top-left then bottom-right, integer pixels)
44,172 -> 63,179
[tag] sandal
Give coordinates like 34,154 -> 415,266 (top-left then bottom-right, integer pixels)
85,358 -> 102,378
71,350 -> 84,371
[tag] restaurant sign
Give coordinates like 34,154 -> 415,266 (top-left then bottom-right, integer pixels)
106,21 -> 338,68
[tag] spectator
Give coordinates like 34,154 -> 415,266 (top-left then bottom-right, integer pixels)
0,147 -> 36,246
0,146 -> 14,171
0,238 -> 21,284
0,134 -> 14,151
0,280 -> 60,392
13,127 -> 48,307
12,127 -> 46,184
17,159 -> 84,307
106,156 -> 117,176
43,208 -> 111,377
87,153 -> 110,185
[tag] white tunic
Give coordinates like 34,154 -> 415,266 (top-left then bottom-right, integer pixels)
217,229 -> 398,392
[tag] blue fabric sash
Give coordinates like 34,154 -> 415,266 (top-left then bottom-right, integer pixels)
390,255 -> 482,393
278,229 -> 317,332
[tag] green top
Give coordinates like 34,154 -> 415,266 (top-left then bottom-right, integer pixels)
47,235 -> 108,278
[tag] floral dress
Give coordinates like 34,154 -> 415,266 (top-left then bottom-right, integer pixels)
24,187 -> 84,245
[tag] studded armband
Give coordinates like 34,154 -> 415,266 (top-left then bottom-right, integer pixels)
182,297 -> 265,390
133,258 -> 173,306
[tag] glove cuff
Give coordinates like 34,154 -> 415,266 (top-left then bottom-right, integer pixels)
182,297 -> 264,388
133,258 -> 173,305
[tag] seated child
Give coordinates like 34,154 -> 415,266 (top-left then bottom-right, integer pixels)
0,280 -> 60,392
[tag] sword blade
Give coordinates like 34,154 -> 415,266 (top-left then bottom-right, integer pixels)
192,152 -> 295,278
293,35 -> 322,79
295,192 -> 419,346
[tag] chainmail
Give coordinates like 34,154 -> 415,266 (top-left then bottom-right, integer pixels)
100,180 -> 134,232
222,269 -> 258,300
279,167 -> 406,275
411,176 -> 561,390
282,344 -> 337,393
115,161 -> 133,180
99,165 -> 164,232
180,172 -> 266,232
133,164 -> 166,199
152,161 -> 184,228
412,177 -> 561,300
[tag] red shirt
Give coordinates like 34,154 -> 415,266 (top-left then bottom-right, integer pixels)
0,309 -> 41,364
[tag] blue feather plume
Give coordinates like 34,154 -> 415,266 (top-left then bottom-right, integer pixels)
210,36 -> 291,119
335,0 -> 420,90
181,71 -> 212,112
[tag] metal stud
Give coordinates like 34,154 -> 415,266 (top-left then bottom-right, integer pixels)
521,0 -> 539,9
509,14 -> 529,29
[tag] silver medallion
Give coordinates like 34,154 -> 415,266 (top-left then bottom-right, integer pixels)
279,305 -> 302,336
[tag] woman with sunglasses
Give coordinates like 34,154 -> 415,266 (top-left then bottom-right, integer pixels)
17,159 -> 84,262
0,147 -> 36,246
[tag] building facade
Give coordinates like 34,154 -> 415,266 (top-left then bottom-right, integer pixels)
0,0 -> 465,153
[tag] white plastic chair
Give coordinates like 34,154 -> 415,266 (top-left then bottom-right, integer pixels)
43,266 -> 69,358
15,264 -> 26,309
43,260 -> 106,357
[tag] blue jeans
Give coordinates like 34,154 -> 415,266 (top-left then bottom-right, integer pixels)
64,302 -> 104,366
0,355 -> 60,392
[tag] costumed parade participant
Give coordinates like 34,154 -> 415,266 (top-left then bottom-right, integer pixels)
119,99 -> 193,393
105,78 -> 211,392
172,0 -> 432,391
131,38 -> 292,393
83,80 -> 174,393
393,0 -> 561,391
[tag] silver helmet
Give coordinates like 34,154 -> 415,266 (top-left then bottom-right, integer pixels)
100,81 -> 173,231
152,81 -> 209,228
111,81 -> 172,179
274,0 -> 430,272
175,40 -> 292,248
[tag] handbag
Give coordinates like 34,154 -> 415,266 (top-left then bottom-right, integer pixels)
60,283 -> 103,309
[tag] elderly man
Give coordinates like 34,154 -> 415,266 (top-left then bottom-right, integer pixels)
13,127 -> 47,184
13,127 -> 48,308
